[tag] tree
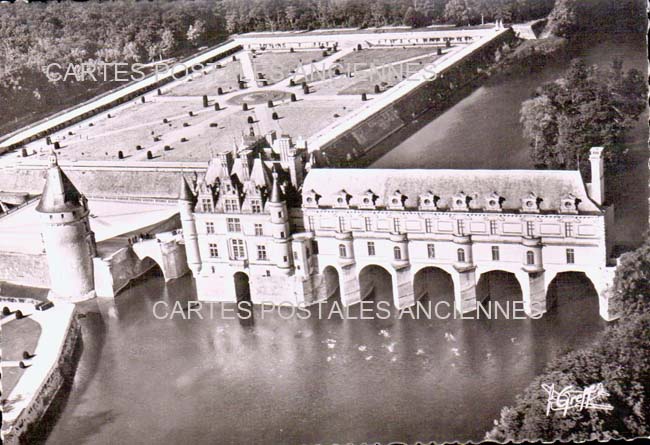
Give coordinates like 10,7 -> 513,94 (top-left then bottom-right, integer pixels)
187,19 -> 205,46
611,236 -> 650,317
403,6 -> 428,28
444,0 -> 478,26
520,58 -> 644,173
159,28 -> 176,58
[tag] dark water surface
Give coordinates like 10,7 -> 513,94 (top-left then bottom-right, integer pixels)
45,32 -> 645,444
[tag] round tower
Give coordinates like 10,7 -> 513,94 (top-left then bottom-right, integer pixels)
267,167 -> 291,271
179,176 -> 202,274
36,150 -> 96,302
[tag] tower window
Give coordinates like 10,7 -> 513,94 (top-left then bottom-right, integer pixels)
367,241 -> 376,256
526,221 -> 535,237
457,220 -> 465,235
393,218 -> 401,234
338,244 -> 347,258
565,222 -> 573,237
491,246 -> 500,261
308,216 -> 315,231
457,248 -> 466,263
526,251 -> 535,265
393,246 -> 402,260
566,248 -> 575,264
206,222 -> 215,234
364,217 -> 372,231
209,243 -> 219,258
257,245 -> 267,260
338,216 -> 346,232
489,220 -> 497,235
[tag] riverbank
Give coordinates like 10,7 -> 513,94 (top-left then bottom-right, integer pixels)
1,298 -> 81,445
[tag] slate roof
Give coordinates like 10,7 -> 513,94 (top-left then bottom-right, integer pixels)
302,168 -> 601,214
36,163 -> 84,213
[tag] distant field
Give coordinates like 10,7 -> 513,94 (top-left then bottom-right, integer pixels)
251,50 -> 328,85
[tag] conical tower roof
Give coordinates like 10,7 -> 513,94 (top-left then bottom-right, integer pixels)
36,150 -> 84,213
269,166 -> 284,203
179,176 -> 196,203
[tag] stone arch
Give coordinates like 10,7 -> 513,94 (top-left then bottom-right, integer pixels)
140,256 -> 165,279
413,266 -> 454,304
358,264 -> 394,305
476,269 -> 524,304
322,265 -> 341,302
233,271 -> 251,303
545,271 -> 598,313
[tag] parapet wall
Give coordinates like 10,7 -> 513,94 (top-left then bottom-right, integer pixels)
319,29 -> 517,165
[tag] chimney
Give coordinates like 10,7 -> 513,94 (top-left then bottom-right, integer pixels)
276,135 -> 292,163
589,147 -> 605,205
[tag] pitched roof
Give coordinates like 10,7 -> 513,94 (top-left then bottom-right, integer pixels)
179,176 -> 196,203
36,163 -> 84,213
302,168 -> 601,214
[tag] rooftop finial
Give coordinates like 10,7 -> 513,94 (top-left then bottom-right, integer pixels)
48,148 -> 58,168
270,166 -> 284,203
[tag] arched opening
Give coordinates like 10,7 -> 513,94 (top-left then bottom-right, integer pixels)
358,265 -> 393,305
546,272 -> 598,314
233,272 -> 251,303
476,271 -> 522,304
413,267 -> 454,304
322,266 -> 340,301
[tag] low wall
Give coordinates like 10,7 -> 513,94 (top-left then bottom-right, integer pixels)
0,251 -> 50,288
318,29 -> 517,165
1,307 -> 81,445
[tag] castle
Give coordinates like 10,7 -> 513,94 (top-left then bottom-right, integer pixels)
177,135 -> 618,321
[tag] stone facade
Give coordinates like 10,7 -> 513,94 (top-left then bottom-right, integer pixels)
182,138 -> 617,321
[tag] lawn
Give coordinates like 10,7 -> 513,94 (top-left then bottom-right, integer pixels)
166,60 -> 243,96
251,50 -> 328,85
334,47 -> 443,70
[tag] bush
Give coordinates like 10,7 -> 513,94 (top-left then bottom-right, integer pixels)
15,310 -> 23,319
2,306 -> 10,316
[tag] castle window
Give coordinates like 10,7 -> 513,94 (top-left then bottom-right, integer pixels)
490,220 -> 497,235
457,220 -> 465,235
565,222 -> 573,237
206,222 -> 215,234
457,248 -> 466,263
393,218 -> 401,234
209,243 -> 219,258
227,218 -> 241,232
312,240 -> 319,255
338,216 -> 346,232
338,244 -> 347,258
364,217 -> 372,231
257,245 -> 267,260
202,198 -> 213,212
367,241 -> 376,256
526,221 -> 534,237
425,218 -> 432,233
566,248 -> 575,264
265,270 -> 271,277
230,239 -> 246,259
393,246 -> 402,260
308,216 -> 315,231
427,244 -> 435,259
224,198 -> 238,212
526,251 -> 535,265
491,246 -> 500,261
293,251 -> 298,260
251,200 -> 262,213
254,223 -> 263,236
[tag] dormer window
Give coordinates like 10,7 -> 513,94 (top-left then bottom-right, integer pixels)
419,192 -> 438,211
451,192 -> 469,211
387,190 -> 406,210
559,193 -> 579,214
358,190 -> 377,209
303,189 -> 321,208
333,190 -> 351,209
484,192 -> 502,212
521,192 -> 540,213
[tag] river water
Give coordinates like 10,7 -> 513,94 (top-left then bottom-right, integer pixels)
44,33 -> 646,444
